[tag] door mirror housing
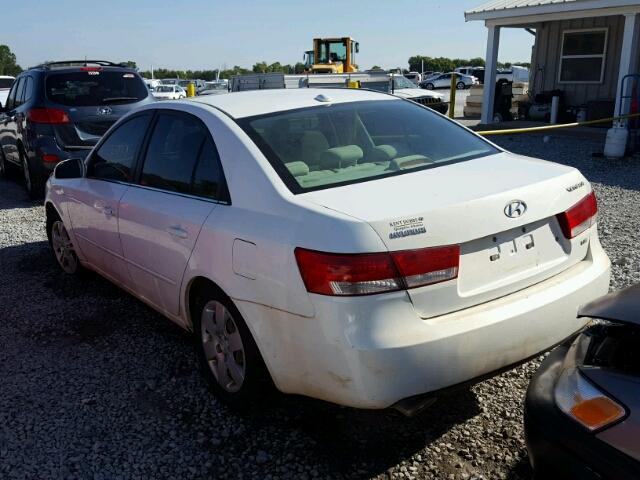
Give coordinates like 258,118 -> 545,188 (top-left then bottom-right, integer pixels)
54,158 -> 84,179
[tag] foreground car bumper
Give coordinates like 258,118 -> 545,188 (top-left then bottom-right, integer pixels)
525,344 -> 640,479
238,241 -> 610,409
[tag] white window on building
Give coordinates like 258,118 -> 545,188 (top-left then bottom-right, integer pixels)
559,29 -> 608,83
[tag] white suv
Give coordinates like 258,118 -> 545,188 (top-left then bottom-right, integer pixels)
45,89 -> 610,411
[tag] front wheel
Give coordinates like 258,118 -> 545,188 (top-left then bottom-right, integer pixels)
425,83 -> 434,90
193,290 -> 271,408
49,218 -> 81,275
456,81 -> 466,90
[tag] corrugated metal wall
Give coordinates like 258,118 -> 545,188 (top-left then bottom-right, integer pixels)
530,15 -> 625,105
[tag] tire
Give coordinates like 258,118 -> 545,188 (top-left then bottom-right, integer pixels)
425,83 -> 434,90
21,151 -> 44,199
0,147 -> 8,178
192,287 -> 271,409
47,213 -> 82,275
456,81 -> 466,90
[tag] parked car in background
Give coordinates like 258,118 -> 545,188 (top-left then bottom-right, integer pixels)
455,66 -> 486,83
198,80 -> 229,96
45,88 -> 609,412
143,78 -> 162,91
161,78 -> 180,85
404,71 -> 421,85
0,75 -> 15,107
420,72 -> 478,90
389,75 -> 448,114
526,284 -> 640,479
0,60 -> 154,197
152,84 -> 187,100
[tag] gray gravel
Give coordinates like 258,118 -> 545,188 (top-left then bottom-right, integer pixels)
1,133 -> 639,480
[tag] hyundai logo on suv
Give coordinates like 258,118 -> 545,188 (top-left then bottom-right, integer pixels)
504,200 -> 527,218
97,106 -> 113,115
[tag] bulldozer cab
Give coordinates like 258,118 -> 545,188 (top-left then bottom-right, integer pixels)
310,37 -> 359,73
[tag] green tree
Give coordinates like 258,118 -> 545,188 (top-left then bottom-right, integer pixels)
0,45 -> 22,76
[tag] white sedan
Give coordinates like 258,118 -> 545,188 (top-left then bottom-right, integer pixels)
152,84 -> 186,100
45,89 -> 610,411
421,72 -> 478,90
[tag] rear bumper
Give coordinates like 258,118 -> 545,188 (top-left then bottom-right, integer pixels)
238,241 -> 610,409
525,343 -> 640,479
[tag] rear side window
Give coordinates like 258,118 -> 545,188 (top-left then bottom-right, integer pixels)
140,113 -> 227,201
88,114 -> 152,182
22,77 -> 34,103
45,70 -> 148,107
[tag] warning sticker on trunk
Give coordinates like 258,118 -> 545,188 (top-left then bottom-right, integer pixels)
388,217 -> 426,239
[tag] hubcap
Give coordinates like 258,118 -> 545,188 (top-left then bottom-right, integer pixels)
51,220 -> 78,274
200,300 -> 246,393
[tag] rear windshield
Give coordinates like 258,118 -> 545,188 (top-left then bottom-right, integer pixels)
45,70 -> 147,106
155,85 -> 174,92
240,99 -> 498,193
0,78 -> 14,89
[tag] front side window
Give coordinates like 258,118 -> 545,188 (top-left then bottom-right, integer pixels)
10,77 -> 25,108
240,100 -> 498,193
88,114 -> 152,182
559,29 -> 607,83
140,112 -> 228,201
4,79 -> 19,110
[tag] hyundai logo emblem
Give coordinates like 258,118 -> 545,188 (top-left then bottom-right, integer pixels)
504,200 -> 527,218
97,106 -> 113,116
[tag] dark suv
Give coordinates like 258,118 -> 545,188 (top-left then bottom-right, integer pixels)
0,60 -> 154,197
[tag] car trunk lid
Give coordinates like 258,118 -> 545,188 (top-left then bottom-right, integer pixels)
302,152 -> 594,318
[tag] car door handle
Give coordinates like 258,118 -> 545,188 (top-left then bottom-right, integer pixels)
93,203 -> 114,216
166,225 -> 188,239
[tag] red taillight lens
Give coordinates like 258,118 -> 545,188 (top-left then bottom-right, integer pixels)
294,249 -> 402,296
295,245 -> 459,296
391,245 -> 460,288
80,66 -> 102,72
27,108 -> 70,124
41,154 -> 60,163
556,191 -> 598,239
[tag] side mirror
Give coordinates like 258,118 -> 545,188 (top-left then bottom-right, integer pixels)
54,158 -> 84,179
0,104 -> 6,114
355,43 -> 360,53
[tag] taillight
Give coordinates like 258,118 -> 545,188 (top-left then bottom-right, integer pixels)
80,66 -> 102,72
295,245 -> 459,296
27,108 -> 70,124
556,191 -> 598,239
391,246 -> 460,288
41,154 -> 60,163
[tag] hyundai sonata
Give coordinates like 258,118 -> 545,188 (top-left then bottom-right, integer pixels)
45,89 -> 610,411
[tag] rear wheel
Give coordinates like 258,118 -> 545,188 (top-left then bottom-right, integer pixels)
425,83 -> 435,90
0,148 -> 7,178
192,288 -> 271,408
21,151 -> 44,199
456,81 -> 466,90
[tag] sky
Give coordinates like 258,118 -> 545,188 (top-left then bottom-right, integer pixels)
3,0 -> 535,72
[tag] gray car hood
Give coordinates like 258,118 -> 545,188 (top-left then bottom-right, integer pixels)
578,284 -> 640,326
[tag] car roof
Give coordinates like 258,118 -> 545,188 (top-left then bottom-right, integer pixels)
578,283 -> 640,326
190,88 -> 396,119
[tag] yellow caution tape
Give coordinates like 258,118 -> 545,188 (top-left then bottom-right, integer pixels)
476,112 -> 640,136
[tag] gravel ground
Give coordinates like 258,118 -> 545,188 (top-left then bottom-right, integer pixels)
1,133 -> 639,480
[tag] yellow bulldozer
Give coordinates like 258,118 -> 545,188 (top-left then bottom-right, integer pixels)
303,37 -> 359,74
